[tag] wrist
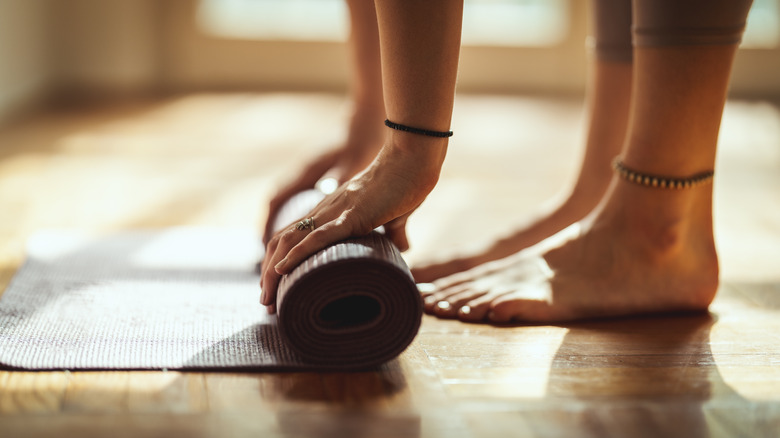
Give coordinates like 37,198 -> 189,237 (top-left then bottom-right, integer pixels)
380,135 -> 447,191
382,116 -> 451,164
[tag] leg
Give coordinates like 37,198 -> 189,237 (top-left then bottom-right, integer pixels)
412,0 -> 633,282
263,0 -> 384,243
426,0 -> 753,323
335,0 -> 386,176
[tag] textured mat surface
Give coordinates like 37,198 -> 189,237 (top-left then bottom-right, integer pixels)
0,228 -> 307,370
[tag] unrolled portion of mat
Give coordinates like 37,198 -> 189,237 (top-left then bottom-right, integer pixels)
0,228 -> 306,370
271,190 -> 423,369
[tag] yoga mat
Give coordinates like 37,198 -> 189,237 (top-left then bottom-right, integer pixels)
0,193 -> 422,370
271,190 -> 423,368
0,228 -> 302,370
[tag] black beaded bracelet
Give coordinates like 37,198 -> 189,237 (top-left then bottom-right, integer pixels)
384,119 -> 453,138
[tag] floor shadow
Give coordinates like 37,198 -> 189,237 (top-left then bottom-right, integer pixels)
276,407 -> 421,438
272,359 -> 417,438
185,326 -> 416,438
526,311 -> 777,438
180,323 -> 300,371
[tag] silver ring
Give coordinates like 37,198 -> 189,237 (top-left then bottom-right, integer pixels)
295,217 -> 315,231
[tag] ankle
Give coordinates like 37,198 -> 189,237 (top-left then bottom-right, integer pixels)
592,182 -> 720,309
600,182 -> 716,262
634,212 -> 692,259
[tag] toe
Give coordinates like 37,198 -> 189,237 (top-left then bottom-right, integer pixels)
423,283 -> 473,313
487,295 -> 556,323
423,295 -> 440,313
433,290 -> 488,319
457,296 -> 493,322
432,300 -> 458,318
417,282 -> 437,298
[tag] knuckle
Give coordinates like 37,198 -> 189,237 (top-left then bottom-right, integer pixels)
342,211 -> 373,235
278,230 -> 299,245
268,233 -> 282,247
283,245 -> 297,259
307,229 -> 327,245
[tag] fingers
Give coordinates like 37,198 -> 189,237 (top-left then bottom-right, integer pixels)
260,213 -> 354,308
274,217 -> 354,275
385,215 -> 410,251
262,151 -> 340,244
259,234 -> 281,305
263,187 -> 300,244
260,222 -> 310,306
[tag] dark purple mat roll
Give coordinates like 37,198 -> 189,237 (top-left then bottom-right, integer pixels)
271,190 -> 423,369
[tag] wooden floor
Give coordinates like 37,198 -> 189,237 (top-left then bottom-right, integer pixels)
1,93 -> 779,437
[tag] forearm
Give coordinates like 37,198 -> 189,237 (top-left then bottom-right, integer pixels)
346,0 -> 384,116
374,0 -> 463,180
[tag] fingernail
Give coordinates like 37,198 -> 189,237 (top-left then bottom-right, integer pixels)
260,290 -> 266,305
275,258 -> 287,272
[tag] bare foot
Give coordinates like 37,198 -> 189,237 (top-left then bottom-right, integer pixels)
412,193 -> 602,283
421,180 -> 719,323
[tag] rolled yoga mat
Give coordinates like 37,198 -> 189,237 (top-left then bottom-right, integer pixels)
270,189 -> 423,369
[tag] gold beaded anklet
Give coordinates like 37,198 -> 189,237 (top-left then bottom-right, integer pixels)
612,158 -> 714,189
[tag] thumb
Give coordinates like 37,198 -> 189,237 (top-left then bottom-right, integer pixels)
385,215 -> 411,252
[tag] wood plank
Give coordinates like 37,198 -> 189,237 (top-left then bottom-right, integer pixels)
61,372 -> 129,413
0,372 -> 69,414
125,371 -> 208,414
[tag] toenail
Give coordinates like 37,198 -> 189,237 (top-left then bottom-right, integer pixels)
424,296 -> 438,305
417,283 -> 436,294
460,305 -> 471,315
436,301 -> 451,311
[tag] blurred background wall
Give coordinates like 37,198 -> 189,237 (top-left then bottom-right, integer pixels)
0,0 -> 51,123
1,0 -> 779,126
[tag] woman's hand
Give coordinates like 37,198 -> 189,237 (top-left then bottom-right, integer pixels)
262,148 -> 386,245
260,139 -> 447,311
263,148 -> 339,245
262,109 -> 386,244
